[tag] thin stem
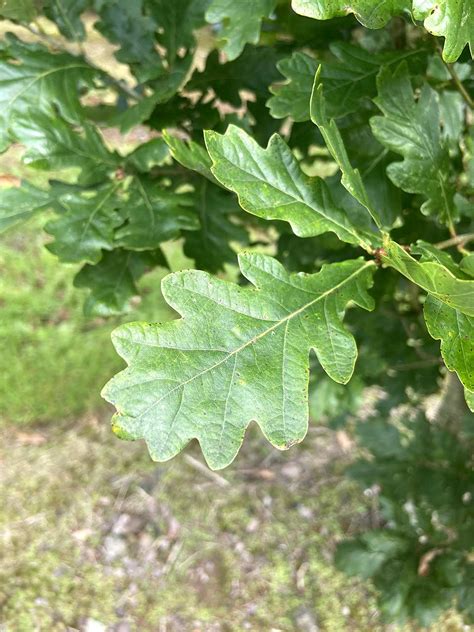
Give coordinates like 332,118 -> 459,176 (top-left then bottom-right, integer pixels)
443,59 -> 474,110
435,233 -> 474,250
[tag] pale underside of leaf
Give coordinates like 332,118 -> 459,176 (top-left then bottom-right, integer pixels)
291,0 -> 410,29
417,0 -> 473,63
102,253 -> 375,469
424,296 -> 474,391
382,239 -> 474,317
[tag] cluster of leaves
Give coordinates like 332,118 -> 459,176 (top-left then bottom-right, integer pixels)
336,410 -> 474,626
0,0 -> 473,625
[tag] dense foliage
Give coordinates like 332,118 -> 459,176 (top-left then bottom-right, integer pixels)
1,0 -> 473,626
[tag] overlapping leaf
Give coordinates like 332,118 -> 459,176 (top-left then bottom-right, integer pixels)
45,183 -> 122,264
112,58 -> 193,132
94,0 -> 158,68
268,52 -> 318,122
10,111 -> 119,184
311,69 -> 383,230
44,0 -> 90,40
268,44 -> 424,122
424,296 -> 474,391
411,243 -> 474,391
74,248 -> 168,316
382,238 -> 474,316
163,131 -> 218,183
0,34 -> 100,147
291,0 -> 410,29
125,138 -> 169,173
371,63 -> 456,228
0,181 -> 53,232
147,0 -> 210,64
182,181 -> 248,272
188,47 -> 282,108
115,177 -> 199,250
205,124 -> 375,249
206,0 -> 277,61
102,253 -> 375,469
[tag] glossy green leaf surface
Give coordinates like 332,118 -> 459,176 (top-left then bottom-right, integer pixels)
414,0 -> 473,62
102,253 -> 375,469
382,239 -> 474,316
424,296 -> 474,391
205,125 -> 374,248
291,0 -> 410,28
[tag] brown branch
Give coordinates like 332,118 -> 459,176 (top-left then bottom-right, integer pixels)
443,60 -> 474,109
435,233 -> 474,250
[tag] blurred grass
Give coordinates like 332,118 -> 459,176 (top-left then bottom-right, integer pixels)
0,214 -> 177,426
0,417 -> 380,631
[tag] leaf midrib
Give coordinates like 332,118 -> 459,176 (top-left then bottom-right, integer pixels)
209,139 -> 363,244
122,261 -> 375,421
5,62 -> 91,110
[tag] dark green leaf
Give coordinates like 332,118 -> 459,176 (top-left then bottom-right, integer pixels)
311,69 -> 383,229
44,0 -> 90,40
371,63 -> 456,227
125,138 -> 169,173
0,34 -> 100,147
45,183 -> 123,264
183,180 -> 248,272
147,0 -> 210,63
269,44 -> 425,122
74,248 -> 167,316
205,124 -> 375,249
267,52 -> 318,122
115,177 -> 199,250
